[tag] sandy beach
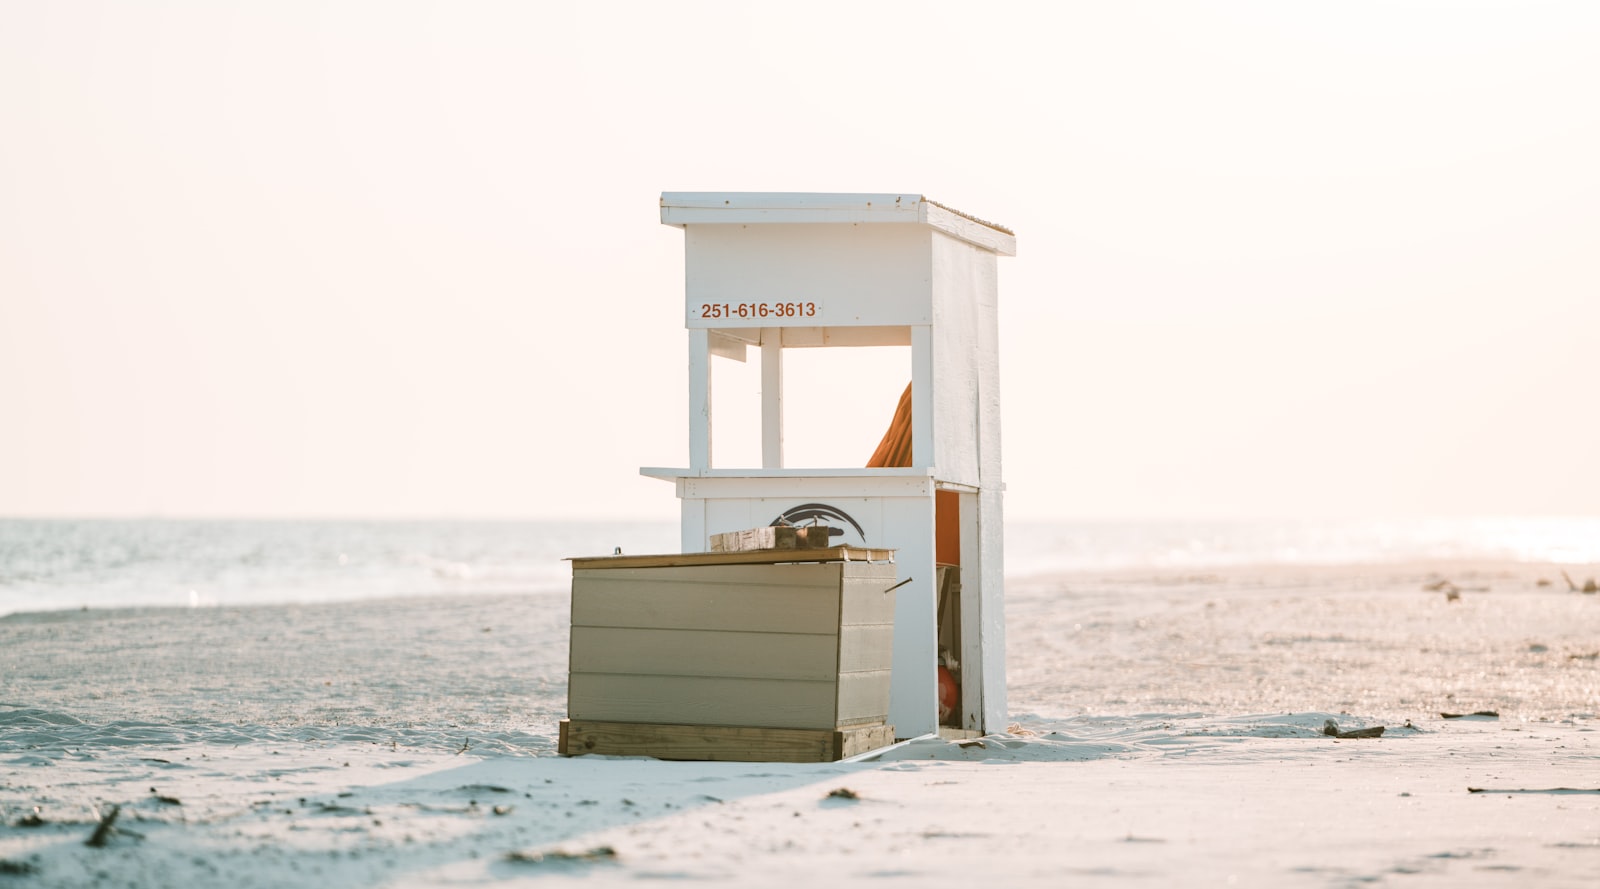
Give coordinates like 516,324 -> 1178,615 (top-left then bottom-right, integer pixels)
3,560 -> 1598,886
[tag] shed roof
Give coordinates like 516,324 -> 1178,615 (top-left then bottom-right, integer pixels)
660,192 -> 1015,256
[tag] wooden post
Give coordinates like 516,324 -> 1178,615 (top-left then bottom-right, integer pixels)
761,327 -> 783,468
688,328 -> 711,470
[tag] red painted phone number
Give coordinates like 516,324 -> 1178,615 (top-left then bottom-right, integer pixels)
698,302 -> 818,320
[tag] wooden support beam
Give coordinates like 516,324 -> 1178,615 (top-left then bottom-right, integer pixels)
559,720 -> 896,763
761,327 -> 783,468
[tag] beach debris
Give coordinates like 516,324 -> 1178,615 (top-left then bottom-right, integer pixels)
1536,577 -> 1552,587
0,859 -> 39,877
84,805 -> 124,848
492,805 -> 514,816
1440,711 -> 1499,719
1559,571 -> 1598,593
1568,652 -> 1598,661
1423,578 -> 1463,601
1468,787 -> 1600,794
504,845 -> 617,865
826,787 -> 860,800
458,784 -> 513,794
1423,576 -> 1489,598
14,807 -> 45,828
456,738 -> 471,755
1322,719 -> 1385,739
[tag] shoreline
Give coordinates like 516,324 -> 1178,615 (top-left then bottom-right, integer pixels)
5,556 -> 1596,621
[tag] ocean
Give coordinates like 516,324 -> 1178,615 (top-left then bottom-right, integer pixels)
2,516 -> 1597,617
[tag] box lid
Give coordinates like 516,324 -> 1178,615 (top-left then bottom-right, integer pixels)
569,545 -> 895,571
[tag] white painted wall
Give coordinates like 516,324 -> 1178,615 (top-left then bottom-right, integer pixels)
684,224 -> 933,329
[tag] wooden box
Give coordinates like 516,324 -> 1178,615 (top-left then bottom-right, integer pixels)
562,547 -> 897,760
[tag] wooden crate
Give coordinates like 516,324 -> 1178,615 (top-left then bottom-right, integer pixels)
564,548 -> 897,759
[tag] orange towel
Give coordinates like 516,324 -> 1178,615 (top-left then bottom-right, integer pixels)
868,383 -> 959,564
866,382 -> 914,468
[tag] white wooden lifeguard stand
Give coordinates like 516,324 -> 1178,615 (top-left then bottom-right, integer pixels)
647,192 -> 1015,739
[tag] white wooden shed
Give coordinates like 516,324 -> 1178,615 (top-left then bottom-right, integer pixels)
646,192 -> 1015,739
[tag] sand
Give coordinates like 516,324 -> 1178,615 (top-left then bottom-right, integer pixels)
2,560 -> 1597,886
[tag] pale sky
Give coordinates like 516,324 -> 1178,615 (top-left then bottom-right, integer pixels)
2,1 -> 1597,521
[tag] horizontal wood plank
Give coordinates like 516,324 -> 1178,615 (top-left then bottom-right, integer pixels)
570,626 -> 839,681
572,564 -> 840,635
576,562 -> 840,587
559,719 -> 896,762
568,673 -> 840,730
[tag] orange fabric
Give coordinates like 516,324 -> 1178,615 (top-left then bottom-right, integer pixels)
868,383 -> 959,564
866,382 -> 914,468
935,489 -> 960,566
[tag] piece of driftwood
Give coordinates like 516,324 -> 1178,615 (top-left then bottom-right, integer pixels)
84,805 -> 121,848
1323,719 -> 1384,739
504,845 -> 617,865
1468,787 -> 1600,794
1559,570 -> 1596,593
1423,577 -> 1486,600
1441,710 -> 1499,719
